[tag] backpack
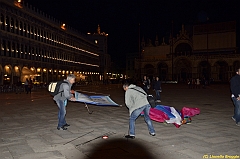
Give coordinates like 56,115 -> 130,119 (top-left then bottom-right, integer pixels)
48,81 -> 68,96
130,88 -> 156,108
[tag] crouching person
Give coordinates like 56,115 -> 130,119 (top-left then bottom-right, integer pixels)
123,82 -> 155,139
54,74 -> 76,130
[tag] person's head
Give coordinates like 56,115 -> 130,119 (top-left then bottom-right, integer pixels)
156,77 -> 159,81
143,75 -> 147,79
236,68 -> 240,75
123,82 -> 130,91
67,74 -> 76,84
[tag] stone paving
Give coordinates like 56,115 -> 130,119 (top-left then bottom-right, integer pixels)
0,83 -> 239,159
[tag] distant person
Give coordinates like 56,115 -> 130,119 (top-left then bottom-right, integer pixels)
202,77 -> 206,89
24,78 -> 29,94
230,68 -> 240,126
153,77 -> 162,102
142,75 -> 150,93
53,74 -> 76,130
196,78 -> 201,89
16,79 -> 22,94
123,82 -> 155,139
28,78 -> 33,94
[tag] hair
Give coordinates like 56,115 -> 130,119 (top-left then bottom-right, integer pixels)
67,74 -> 76,80
123,82 -> 130,88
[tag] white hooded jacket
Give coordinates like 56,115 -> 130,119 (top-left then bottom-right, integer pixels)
125,84 -> 149,115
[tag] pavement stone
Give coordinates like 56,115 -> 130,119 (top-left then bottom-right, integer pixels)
0,83 -> 240,159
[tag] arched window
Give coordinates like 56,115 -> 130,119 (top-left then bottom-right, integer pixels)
37,28 -> 40,41
27,24 -> 30,38
25,45 -> 28,59
0,13 -> 4,30
30,26 -> 34,39
6,16 -> 10,32
175,43 -> 192,56
7,41 -> 11,57
23,23 -> 27,37
15,19 -> 19,34
34,27 -> 37,40
17,43 -> 20,58
19,21 -> 23,36
20,44 -> 24,58
12,42 -> 16,57
10,17 -> 14,33
2,40 -> 6,56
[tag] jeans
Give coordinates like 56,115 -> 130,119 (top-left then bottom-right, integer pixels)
155,90 -> 161,100
232,97 -> 240,123
129,104 -> 155,136
56,100 -> 67,128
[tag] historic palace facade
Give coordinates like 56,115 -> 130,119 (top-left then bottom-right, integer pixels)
0,0 -> 101,85
132,21 -> 238,82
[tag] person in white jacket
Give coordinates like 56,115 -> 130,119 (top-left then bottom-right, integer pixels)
123,83 -> 155,139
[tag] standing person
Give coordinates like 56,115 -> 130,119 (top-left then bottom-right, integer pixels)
24,78 -> 29,94
123,83 -> 155,139
142,75 -> 150,94
153,77 -> 162,102
196,78 -> 201,89
53,74 -> 76,130
28,78 -> 33,94
230,68 -> 240,126
16,79 -> 22,94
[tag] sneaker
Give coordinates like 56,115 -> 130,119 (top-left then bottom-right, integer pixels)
156,100 -> 161,102
232,117 -> 236,122
64,123 -> 70,127
125,135 -> 135,139
57,126 -> 67,130
149,132 -> 156,136
236,123 -> 240,126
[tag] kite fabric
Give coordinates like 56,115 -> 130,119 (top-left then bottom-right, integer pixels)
147,105 -> 200,128
74,92 -> 119,106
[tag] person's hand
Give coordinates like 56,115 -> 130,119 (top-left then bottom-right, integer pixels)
70,90 -> 75,94
237,97 -> 240,101
70,97 -> 76,101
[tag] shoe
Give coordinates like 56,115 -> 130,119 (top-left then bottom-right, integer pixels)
57,126 -> 67,130
64,123 -> 70,127
125,135 -> 135,139
149,132 -> 156,136
232,117 -> 236,122
156,100 -> 161,102
236,123 -> 240,126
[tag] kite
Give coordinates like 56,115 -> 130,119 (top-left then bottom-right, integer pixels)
145,105 -> 200,128
74,92 -> 119,106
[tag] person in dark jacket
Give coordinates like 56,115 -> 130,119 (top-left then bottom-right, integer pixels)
142,75 -> 150,94
153,77 -> 162,102
230,68 -> 240,126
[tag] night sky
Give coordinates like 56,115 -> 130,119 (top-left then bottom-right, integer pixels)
24,0 -> 238,69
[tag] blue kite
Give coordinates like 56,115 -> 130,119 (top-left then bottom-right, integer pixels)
74,92 -> 119,106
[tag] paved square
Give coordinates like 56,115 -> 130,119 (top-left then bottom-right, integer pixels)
0,83 -> 239,159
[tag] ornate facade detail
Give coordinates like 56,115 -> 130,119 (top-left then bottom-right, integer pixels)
130,21 -> 239,83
